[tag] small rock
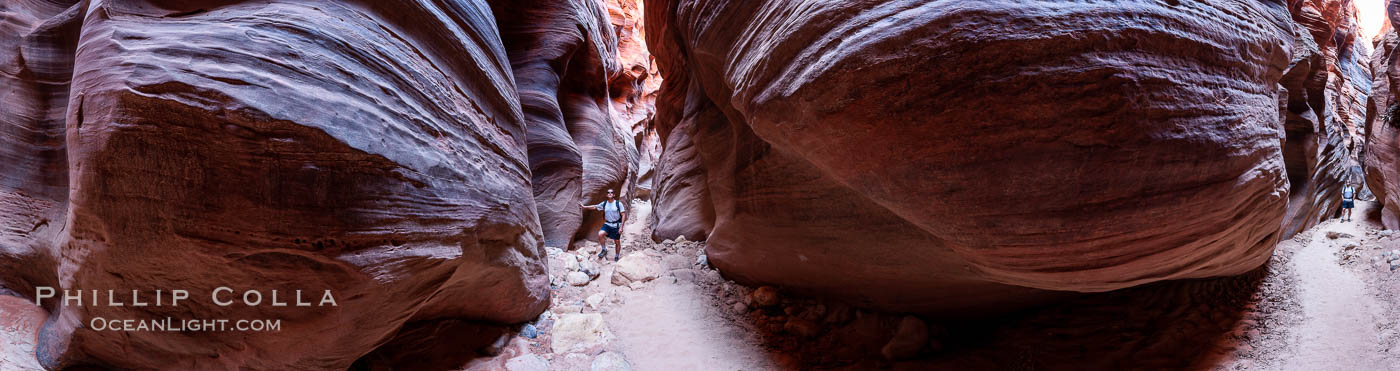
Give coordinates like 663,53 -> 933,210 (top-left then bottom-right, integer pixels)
1327,231 -> 1348,239
1344,242 -> 1359,250
579,260 -> 602,279
696,252 -> 708,267
784,305 -> 800,316
676,235 -> 688,243
702,270 -> 722,283
568,271 -> 592,286
784,317 -> 822,337
663,239 -> 675,245
590,351 -> 633,371
629,281 -> 645,290
483,332 -> 512,355
551,313 -> 613,354
586,294 -> 605,310
564,254 -> 582,271
1383,230 -> 1395,237
521,323 -> 539,339
881,315 -> 929,361
732,302 -> 748,313
752,286 -> 781,308
505,354 -> 549,371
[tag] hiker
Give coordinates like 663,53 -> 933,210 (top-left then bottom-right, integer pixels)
581,189 -> 627,261
1343,182 -> 1356,222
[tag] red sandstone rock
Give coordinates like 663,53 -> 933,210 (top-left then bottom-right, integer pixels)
1279,0 -> 1369,237
1365,2 -> 1400,229
491,0 -> 644,247
645,0 -> 1331,313
4,1 -> 550,369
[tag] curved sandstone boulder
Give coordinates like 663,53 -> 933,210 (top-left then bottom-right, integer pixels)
3,1 -> 549,369
646,0 -> 1320,313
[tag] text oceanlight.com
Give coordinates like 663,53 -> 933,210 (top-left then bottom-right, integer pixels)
89,318 -> 282,332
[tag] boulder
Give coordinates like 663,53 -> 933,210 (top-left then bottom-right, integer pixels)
586,293 -> 605,310
551,313 -> 614,354
646,0 -> 1308,314
568,271 -> 594,286
4,1 -> 552,369
881,316 -> 929,361
751,286 -> 781,308
610,254 -> 663,285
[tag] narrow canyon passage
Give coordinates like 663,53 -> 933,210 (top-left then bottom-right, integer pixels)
6,0 -> 1400,369
1282,202 -> 1388,370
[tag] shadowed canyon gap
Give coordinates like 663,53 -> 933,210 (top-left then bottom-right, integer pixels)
0,0 -> 1393,369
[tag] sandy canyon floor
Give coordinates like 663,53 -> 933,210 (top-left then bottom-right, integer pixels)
460,199 -> 1400,371
3,200 -> 1398,370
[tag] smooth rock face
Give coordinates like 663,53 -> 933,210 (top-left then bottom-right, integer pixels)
645,0 -> 1312,313
1279,0 -> 1369,237
490,0 -> 643,246
3,1 -> 553,369
1365,2 -> 1400,229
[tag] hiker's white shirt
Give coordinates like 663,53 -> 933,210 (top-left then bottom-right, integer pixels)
595,200 -> 626,227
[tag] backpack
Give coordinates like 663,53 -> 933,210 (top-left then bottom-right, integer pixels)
604,200 -> 624,223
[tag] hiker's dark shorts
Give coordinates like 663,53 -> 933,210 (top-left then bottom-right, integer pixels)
1343,200 -> 1355,209
600,223 -> 620,240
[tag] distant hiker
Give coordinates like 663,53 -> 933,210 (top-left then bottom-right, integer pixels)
1343,182 -> 1356,222
581,189 -> 627,261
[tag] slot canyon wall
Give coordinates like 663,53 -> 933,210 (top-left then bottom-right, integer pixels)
0,0 -> 648,369
1365,0 -> 1400,229
1281,0 -> 1371,238
644,0 -> 1366,314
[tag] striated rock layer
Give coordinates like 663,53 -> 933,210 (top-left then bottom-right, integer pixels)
1279,0 -> 1369,237
491,0 -> 638,247
644,0 -> 1350,313
3,0 -> 554,369
1365,1 -> 1400,229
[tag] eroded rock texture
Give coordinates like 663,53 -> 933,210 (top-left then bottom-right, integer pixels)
1365,2 -> 1400,229
492,0 -> 644,247
4,1 -> 552,369
1278,0 -> 1370,237
605,0 -> 662,200
645,0 -> 1330,313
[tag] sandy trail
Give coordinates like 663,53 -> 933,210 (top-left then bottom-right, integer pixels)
604,280 -> 778,370
1282,216 -> 1386,370
602,200 -> 779,370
